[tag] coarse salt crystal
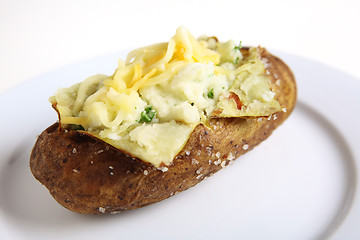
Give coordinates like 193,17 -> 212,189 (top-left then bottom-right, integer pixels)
191,159 -> 199,165
257,118 -> 263,122
73,169 -> 79,173
158,167 -> 168,172
98,207 -> 106,213
214,159 -> 221,165
144,170 -> 149,175
109,166 -> 114,169
273,114 -> 277,120
243,144 -> 249,150
227,152 -> 235,161
221,161 -> 227,168
282,108 -> 287,112
109,171 -> 114,176
185,150 -> 190,156
196,174 -> 203,180
215,152 -> 221,158
72,148 -> 77,154
196,167 -> 203,174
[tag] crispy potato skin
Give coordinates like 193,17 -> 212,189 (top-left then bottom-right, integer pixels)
30,48 -> 297,214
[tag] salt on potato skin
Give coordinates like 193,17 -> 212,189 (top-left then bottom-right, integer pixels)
29,47 -> 296,214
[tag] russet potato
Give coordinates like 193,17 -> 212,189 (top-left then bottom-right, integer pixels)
30,47 -> 296,214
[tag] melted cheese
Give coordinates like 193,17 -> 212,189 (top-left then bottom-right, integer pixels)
50,27 -> 281,167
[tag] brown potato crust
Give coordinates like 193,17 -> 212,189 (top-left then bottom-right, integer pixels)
30,48 -> 297,214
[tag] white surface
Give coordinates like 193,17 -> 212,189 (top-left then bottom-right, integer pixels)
1,1 -> 360,239
0,50 -> 359,239
0,0 -> 360,94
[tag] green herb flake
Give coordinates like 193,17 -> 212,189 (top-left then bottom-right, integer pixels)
139,106 -> 156,123
235,56 -> 239,64
207,88 -> 214,99
234,41 -> 242,51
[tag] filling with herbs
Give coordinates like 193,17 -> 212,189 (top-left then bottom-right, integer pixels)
51,27 -> 281,167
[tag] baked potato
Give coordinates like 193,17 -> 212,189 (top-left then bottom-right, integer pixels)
30,27 -> 296,214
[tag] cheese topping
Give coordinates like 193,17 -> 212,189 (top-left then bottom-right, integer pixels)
51,27 -> 281,167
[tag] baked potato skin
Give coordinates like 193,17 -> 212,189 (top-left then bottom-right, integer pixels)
30,48 -> 296,214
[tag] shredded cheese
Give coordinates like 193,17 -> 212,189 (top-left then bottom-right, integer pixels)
50,27 -> 282,167
64,27 -> 220,130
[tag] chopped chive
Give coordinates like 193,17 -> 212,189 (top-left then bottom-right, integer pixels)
234,41 -> 242,51
138,106 -> 156,123
207,88 -> 214,99
235,56 -> 239,64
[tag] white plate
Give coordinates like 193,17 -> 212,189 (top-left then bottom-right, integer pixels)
0,51 -> 359,240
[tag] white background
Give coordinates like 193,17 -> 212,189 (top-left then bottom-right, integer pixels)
1,1 -> 360,239
0,0 -> 359,94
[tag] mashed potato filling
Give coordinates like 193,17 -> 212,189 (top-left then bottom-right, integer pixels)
51,27 -> 281,167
